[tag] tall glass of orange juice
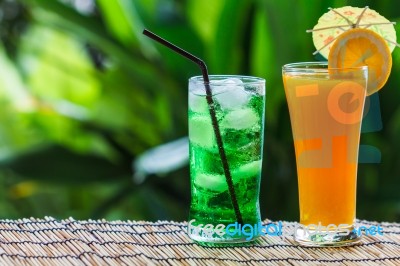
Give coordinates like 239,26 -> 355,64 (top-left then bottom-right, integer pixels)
282,62 -> 368,246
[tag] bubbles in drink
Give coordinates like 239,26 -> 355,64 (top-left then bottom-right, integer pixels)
191,148 -> 223,175
227,142 -> 261,166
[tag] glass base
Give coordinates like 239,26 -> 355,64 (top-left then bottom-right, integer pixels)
189,233 -> 260,247
294,224 -> 361,247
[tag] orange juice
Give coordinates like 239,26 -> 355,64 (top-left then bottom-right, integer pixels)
283,66 -> 367,227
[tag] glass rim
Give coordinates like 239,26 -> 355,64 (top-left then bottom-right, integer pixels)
282,62 -> 368,72
189,75 -> 265,85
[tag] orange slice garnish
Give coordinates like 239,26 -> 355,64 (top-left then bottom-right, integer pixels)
328,28 -> 392,95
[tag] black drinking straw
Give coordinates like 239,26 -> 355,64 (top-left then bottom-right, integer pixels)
143,29 -> 243,225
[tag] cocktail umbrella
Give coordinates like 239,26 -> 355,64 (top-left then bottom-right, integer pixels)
308,6 -> 399,59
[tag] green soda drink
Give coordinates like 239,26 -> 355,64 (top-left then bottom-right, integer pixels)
188,75 -> 265,245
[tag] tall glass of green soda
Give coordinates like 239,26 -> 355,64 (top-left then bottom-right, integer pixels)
188,75 -> 265,245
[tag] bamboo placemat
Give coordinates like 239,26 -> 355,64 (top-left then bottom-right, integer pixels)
0,217 -> 398,265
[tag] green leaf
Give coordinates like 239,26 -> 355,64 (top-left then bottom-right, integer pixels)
96,0 -> 158,57
209,0 -> 251,73
23,0 -> 156,75
0,45 -> 43,155
250,5 -> 275,78
18,25 -> 100,106
97,0 -> 137,45
250,3 -> 282,126
186,0 -> 225,44
0,45 -> 31,106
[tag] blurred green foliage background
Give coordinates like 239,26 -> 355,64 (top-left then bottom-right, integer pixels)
0,0 -> 399,222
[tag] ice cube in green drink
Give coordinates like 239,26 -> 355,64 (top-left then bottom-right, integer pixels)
193,173 -> 228,192
189,115 -> 215,149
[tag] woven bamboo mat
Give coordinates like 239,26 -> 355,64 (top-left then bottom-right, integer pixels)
0,218 -> 398,265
